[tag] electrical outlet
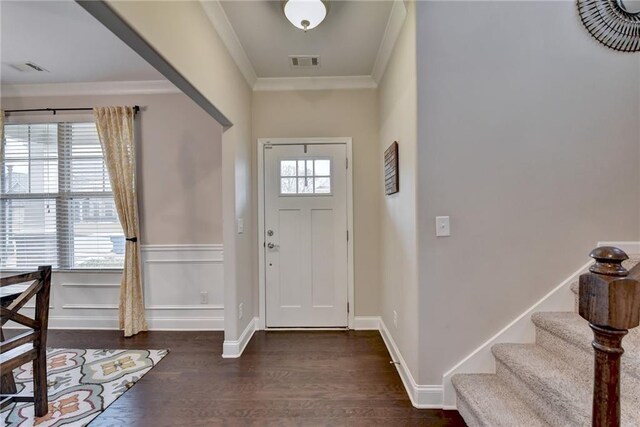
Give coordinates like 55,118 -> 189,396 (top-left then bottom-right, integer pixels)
393,310 -> 398,329
239,302 -> 244,320
200,291 -> 208,304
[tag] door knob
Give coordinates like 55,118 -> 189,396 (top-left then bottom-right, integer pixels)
267,242 -> 279,249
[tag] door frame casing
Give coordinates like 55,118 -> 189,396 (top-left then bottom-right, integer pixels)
257,137 -> 354,330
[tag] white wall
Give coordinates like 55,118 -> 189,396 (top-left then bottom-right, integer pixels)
252,89 -> 381,316
378,2 -> 419,378
415,0 -> 640,385
107,0 -> 255,342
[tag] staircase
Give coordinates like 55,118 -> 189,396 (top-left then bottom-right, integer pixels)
452,255 -> 640,427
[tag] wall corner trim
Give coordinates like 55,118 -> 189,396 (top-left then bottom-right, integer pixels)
199,0 -> 257,88
378,319 -> 444,408
371,0 -> 407,84
222,317 -> 258,358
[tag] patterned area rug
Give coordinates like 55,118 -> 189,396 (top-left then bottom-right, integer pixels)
1,348 -> 168,427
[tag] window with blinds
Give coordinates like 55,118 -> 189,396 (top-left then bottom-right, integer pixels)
1,122 -> 124,270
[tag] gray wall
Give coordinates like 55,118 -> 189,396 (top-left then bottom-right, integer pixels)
2,92 -> 223,246
415,1 -> 640,384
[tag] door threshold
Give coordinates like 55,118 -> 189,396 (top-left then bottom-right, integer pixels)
265,327 -> 349,331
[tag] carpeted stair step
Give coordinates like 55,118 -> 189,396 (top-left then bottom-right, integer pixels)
532,311 -> 640,381
452,373 -> 549,427
493,343 -> 640,426
492,343 -> 591,426
452,253 -> 640,427
532,311 -> 640,418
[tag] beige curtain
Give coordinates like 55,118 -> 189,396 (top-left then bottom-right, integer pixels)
94,106 -> 147,337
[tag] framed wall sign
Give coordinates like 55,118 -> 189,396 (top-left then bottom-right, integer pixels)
384,141 -> 399,195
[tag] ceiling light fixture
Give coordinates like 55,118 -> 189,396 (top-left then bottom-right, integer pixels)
282,0 -> 329,32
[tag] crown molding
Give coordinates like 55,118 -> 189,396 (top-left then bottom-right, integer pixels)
197,0 -> 403,91
253,76 -> 377,92
1,80 -> 179,98
199,0 -> 258,88
371,0 -> 407,84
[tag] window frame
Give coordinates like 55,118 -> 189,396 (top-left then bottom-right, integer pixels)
1,118 -> 124,272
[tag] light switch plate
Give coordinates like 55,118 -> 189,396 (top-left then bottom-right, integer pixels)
436,216 -> 450,237
237,218 -> 244,234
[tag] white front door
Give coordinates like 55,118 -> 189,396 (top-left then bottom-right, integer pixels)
264,143 -> 348,327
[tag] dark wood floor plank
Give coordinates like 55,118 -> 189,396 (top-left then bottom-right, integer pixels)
31,329 -> 467,426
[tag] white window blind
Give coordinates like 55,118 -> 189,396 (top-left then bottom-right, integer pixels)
1,122 -> 124,270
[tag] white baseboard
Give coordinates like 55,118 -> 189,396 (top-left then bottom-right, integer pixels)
379,319 -> 443,408
222,317 -> 258,358
354,316 -> 381,330
440,258 -> 593,407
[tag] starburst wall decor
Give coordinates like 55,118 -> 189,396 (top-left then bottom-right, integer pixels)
577,0 -> 640,52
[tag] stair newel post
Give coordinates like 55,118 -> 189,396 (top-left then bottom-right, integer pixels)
579,247 -> 640,427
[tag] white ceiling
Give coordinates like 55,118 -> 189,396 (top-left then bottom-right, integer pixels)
0,0 -> 164,85
220,0 -> 394,78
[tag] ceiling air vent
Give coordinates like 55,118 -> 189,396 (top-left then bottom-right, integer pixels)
289,55 -> 320,68
10,61 -> 49,72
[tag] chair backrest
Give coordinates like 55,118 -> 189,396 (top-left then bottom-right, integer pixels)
1,266 -> 52,368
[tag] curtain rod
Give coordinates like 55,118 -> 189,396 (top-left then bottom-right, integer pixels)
3,105 -> 140,116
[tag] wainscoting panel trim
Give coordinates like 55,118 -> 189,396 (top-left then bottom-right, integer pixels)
5,244 -> 226,331
141,244 -> 224,252
61,283 -> 120,288
145,305 -> 224,311
62,304 -> 119,310
143,259 -> 221,264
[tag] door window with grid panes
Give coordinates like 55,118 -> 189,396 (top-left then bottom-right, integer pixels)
279,159 -> 332,195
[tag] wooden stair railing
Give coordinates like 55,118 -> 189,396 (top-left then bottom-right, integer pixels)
0,266 -> 52,417
579,247 -> 640,427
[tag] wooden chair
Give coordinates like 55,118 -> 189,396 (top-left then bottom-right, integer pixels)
0,266 -> 52,417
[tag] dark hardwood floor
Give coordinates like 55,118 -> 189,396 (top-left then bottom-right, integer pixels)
43,329 -> 466,426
